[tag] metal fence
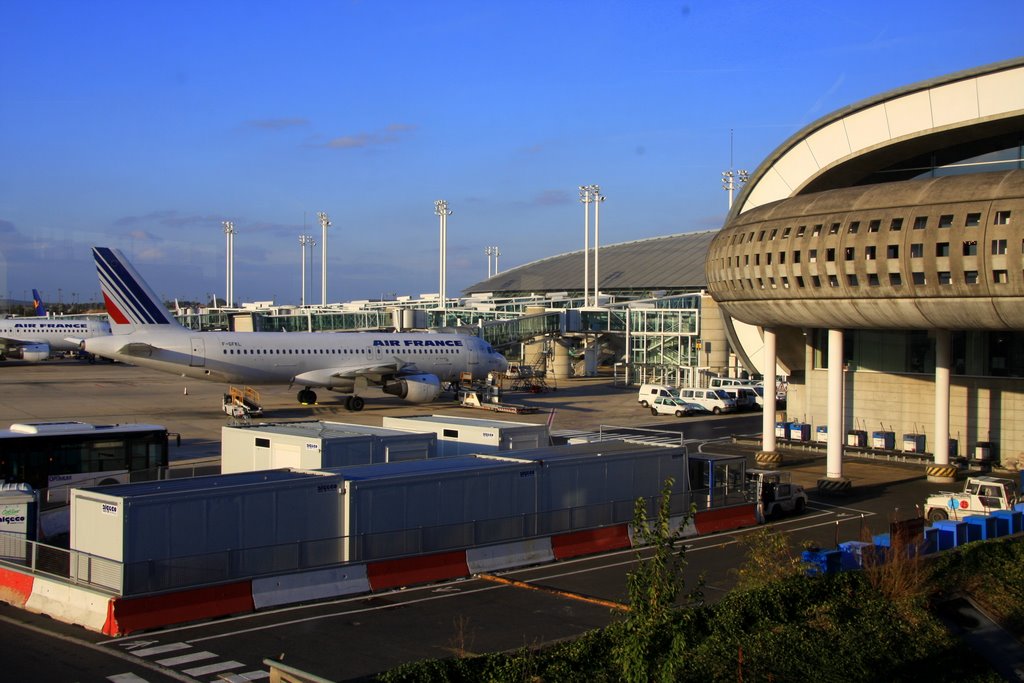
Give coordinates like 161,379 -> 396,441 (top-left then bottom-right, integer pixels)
1,486 -> 751,597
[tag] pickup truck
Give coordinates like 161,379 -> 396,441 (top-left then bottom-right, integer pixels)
924,475 -> 1021,522
747,469 -> 808,522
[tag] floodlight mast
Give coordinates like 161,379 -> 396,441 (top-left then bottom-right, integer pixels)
722,128 -> 749,210
579,186 -> 592,306
589,185 -> 604,306
299,234 -> 316,306
221,221 -> 235,307
317,211 -> 330,305
434,200 -> 452,312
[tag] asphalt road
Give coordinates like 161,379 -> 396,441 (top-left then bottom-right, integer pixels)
0,360 -> 951,682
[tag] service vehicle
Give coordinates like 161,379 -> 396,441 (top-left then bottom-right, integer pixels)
746,469 -> 808,521
637,384 -> 677,407
648,396 -> 700,417
677,387 -> 736,414
924,475 -> 1021,522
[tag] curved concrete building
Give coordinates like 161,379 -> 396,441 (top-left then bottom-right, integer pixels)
707,57 -> 1024,477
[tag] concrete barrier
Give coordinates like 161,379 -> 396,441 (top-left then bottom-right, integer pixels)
694,504 -> 758,534
252,565 -> 370,610
0,565 -> 33,607
104,581 -> 255,636
466,538 -> 554,573
25,576 -> 109,632
551,524 -> 631,560
366,550 -> 470,592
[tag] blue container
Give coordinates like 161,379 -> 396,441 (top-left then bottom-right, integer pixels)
902,433 -> 925,453
789,423 -> 810,441
964,515 -> 998,540
932,520 -> 968,549
846,430 -> 867,447
871,431 -> 895,450
991,509 -> 1023,534
838,541 -> 873,569
775,422 -> 791,439
801,549 -> 843,575
922,527 -> 940,555
872,533 -> 891,548
815,425 -> 828,443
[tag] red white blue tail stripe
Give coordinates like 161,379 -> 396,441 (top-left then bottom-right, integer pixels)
93,247 -> 181,330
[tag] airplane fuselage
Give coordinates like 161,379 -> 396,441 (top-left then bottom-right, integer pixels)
85,329 -> 506,389
0,318 -> 111,354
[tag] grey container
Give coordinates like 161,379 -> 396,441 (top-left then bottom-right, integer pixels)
381,414 -> 549,455
70,469 -> 346,594
221,420 -> 437,473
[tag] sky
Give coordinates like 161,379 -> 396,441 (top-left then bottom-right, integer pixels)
1,1 -> 1022,307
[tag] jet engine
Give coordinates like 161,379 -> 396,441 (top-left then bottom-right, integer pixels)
382,373 -> 442,402
7,343 -> 50,362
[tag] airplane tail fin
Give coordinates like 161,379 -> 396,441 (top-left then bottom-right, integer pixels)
31,289 -> 45,316
92,247 -> 186,334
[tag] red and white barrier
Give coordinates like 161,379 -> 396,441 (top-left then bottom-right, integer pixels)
466,537 -> 554,573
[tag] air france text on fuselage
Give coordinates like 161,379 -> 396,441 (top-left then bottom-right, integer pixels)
373,339 -> 464,347
7,322 -> 90,329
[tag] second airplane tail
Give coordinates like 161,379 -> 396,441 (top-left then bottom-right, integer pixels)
93,247 -> 185,334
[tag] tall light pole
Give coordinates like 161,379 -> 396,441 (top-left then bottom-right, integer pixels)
722,129 -> 748,210
579,186 -> 593,306
588,185 -> 604,306
299,234 -> 316,306
316,212 -> 330,305
485,246 -> 501,278
434,200 -> 451,311
221,221 -> 235,307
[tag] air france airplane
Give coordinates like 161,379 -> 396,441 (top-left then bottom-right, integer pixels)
84,247 -> 509,410
0,290 -> 111,362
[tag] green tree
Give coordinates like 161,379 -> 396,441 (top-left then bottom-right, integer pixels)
613,477 -> 700,683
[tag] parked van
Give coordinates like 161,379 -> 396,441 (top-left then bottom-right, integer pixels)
723,387 -> 760,411
677,387 -> 737,414
637,384 -> 676,407
709,376 -> 759,389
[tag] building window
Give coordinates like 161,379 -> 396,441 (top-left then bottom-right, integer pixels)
769,228 -> 778,240
812,275 -> 821,288
809,249 -> 817,263
962,241 -> 977,256
912,272 -> 926,285
782,226 -> 792,238
826,248 -> 836,262
766,253 -> 772,265
939,214 -> 954,228
757,230 -> 766,241
938,271 -> 952,285
868,273 -> 880,286
936,242 -> 950,257
890,218 -> 903,231
828,274 -> 839,287
868,219 -> 881,232
844,247 -> 855,261
796,225 -> 806,237
848,221 -> 860,234
889,273 -> 902,286
769,277 -> 777,289
965,270 -> 979,284
829,222 -> 840,235
847,274 -> 858,286
887,244 -> 899,258
781,277 -> 789,288
966,212 -> 981,227
755,254 -> 760,265
994,210 -> 1011,225
793,251 -> 802,264
757,278 -> 765,289
812,224 -> 823,236
865,246 -> 877,260
779,251 -> 787,264
992,239 -> 1008,255
910,243 -> 924,258
796,276 -> 805,288
993,270 -> 1008,284
913,216 -> 928,230
744,255 -> 750,265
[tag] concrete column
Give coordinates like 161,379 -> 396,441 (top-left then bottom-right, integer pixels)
755,328 -> 779,466
929,329 -> 957,483
819,329 -> 851,494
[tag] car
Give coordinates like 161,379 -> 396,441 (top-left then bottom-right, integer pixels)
649,395 -> 700,417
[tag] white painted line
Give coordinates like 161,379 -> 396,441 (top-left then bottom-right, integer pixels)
219,671 -> 270,682
182,660 -> 244,676
132,642 -> 192,657
107,675 -> 149,682
156,651 -> 217,666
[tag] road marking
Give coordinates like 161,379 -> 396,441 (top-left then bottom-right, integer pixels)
477,573 -> 628,612
219,672 -> 270,682
131,642 -> 192,657
107,675 -> 148,682
156,651 -> 217,667
182,660 -> 245,676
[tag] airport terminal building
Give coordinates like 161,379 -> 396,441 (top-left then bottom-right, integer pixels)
706,57 -> 1024,473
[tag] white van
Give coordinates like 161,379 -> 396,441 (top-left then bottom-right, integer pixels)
723,386 -> 760,411
677,387 -> 737,414
637,384 -> 676,407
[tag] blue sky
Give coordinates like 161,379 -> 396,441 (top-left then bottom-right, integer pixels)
1,1 -> 1021,306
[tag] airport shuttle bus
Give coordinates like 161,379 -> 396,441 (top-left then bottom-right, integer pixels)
0,421 -> 169,502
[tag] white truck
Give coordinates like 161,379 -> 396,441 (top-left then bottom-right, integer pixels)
746,469 -> 808,522
924,475 -> 1021,522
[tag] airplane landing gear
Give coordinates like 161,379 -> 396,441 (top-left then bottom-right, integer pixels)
345,396 -> 365,412
297,388 -> 317,405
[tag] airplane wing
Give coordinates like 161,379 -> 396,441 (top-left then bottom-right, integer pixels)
294,358 -> 420,386
0,336 -> 41,348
